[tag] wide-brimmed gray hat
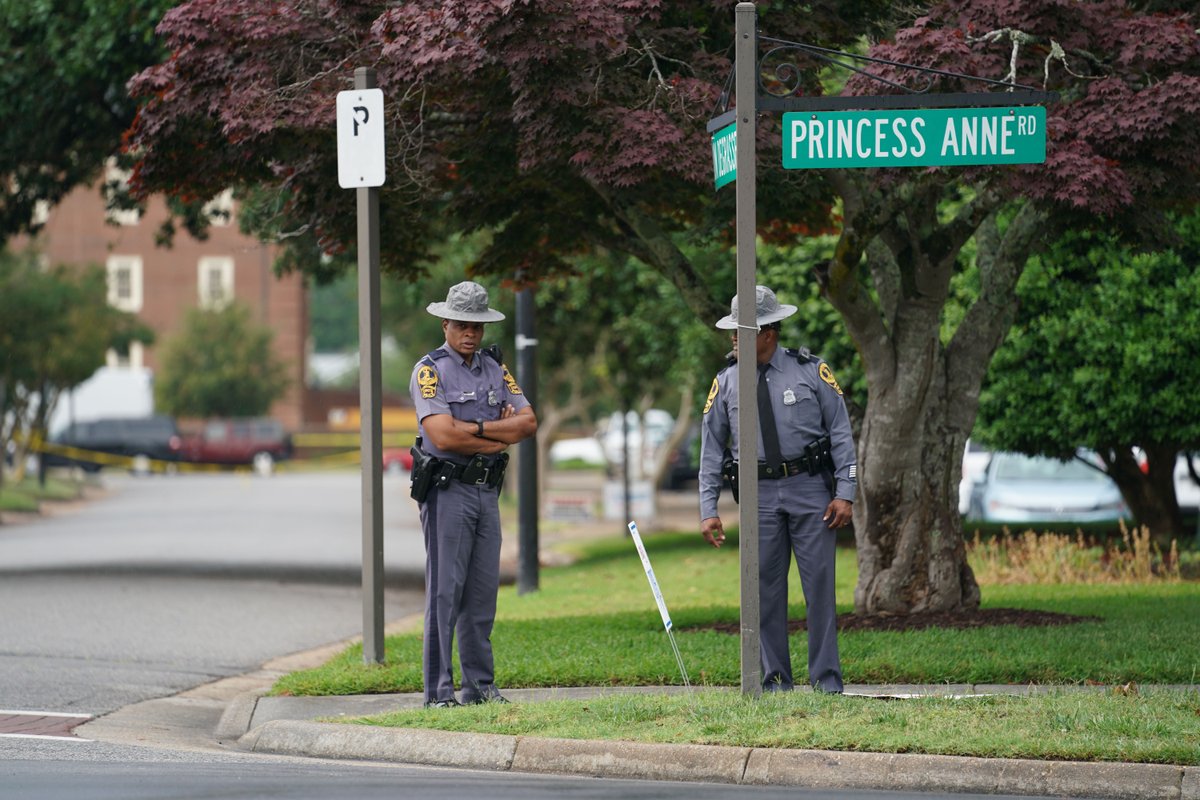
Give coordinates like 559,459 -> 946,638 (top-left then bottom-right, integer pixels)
715,285 -> 797,330
426,281 -> 506,323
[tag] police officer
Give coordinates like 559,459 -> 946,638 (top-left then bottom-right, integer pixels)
698,285 -> 856,694
409,281 -> 538,707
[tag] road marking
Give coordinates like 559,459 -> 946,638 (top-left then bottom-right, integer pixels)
0,710 -> 93,741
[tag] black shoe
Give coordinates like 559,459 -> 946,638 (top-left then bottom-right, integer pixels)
424,698 -> 461,708
465,694 -> 509,705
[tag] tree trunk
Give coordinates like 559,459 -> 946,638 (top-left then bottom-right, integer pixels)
1102,444 -> 1186,542
816,178 -> 1042,616
854,355 -> 981,614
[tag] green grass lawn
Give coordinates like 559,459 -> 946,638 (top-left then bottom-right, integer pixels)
274,528 -> 1200,764
0,474 -> 85,512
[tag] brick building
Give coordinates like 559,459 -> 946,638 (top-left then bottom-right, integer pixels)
23,173 -> 309,430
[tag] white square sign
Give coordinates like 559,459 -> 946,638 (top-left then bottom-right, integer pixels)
336,88 -> 386,188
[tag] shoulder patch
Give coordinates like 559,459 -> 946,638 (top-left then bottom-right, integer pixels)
502,364 -> 523,395
428,349 -> 450,361
703,376 -> 720,415
416,363 -> 439,399
819,362 -> 843,395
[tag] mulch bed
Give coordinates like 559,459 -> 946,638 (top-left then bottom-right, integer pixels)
690,607 -> 1101,635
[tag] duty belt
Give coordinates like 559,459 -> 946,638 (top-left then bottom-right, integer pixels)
759,455 -> 819,479
442,453 -> 508,489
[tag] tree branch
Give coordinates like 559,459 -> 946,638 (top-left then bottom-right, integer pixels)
585,179 -> 725,322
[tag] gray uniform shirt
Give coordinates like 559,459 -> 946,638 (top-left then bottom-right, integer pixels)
409,344 -> 530,465
698,347 -> 857,519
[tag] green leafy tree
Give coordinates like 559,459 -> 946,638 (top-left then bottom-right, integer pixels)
0,251 -> 151,488
0,0 -> 178,243
976,215 -> 1200,540
154,303 -> 290,418
126,0 -> 1200,616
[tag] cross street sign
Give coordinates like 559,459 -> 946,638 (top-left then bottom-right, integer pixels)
336,88 -> 386,188
711,122 -> 737,189
783,106 -> 1045,169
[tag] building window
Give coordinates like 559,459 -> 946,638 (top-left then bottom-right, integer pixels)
198,256 -> 235,309
106,255 -> 143,312
103,158 -> 141,226
106,341 -> 145,370
202,189 -> 235,227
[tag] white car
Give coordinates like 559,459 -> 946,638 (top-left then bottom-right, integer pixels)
958,439 -> 991,515
548,437 -> 606,467
600,409 -> 674,478
1176,453 -> 1200,512
965,451 -> 1127,524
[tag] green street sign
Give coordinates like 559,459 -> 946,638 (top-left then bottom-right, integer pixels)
782,106 -> 1045,169
711,122 -> 737,189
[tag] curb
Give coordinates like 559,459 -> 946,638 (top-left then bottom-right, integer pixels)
238,718 -> 1199,800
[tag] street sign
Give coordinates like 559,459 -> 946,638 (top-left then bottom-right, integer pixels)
336,88 -> 386,188
783,106 -> 1045,169
711,122 -> 737,189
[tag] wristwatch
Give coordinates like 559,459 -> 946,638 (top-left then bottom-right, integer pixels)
474,419 -> 484,437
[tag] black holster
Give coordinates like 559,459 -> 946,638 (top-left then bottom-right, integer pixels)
805,435 -> 836,495
721,448 -> 739,504
409,438 -> 440,502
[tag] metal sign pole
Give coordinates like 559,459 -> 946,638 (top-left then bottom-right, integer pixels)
515,286 -> 540,594
353,66 -> 385,664
734,1 -> 761,697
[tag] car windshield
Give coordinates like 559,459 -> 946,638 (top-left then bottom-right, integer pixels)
993,454 -> 1106,482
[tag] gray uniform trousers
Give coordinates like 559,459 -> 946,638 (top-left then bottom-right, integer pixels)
419,479 -> 503,704
758,471 -> 843,693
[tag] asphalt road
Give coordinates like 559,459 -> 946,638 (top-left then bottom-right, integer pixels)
0,470 -> 1081,799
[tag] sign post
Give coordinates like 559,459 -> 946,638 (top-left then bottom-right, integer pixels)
722,2 -> 1054,696
337,67 -> 386,664
733,2 -> 762,698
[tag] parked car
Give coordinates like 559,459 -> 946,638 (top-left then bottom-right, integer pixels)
549,436 -> 606,467
382,447 -> 414,474
966,451 -> 1128,524
958,439 -> 991,515
178,418 -> 292,473
600,409 -> 674,477
1176,453 -> 1200,513
43,415 -> 182,473
661,423 -> 701,491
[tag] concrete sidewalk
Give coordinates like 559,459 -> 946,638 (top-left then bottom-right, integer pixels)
75,602 -> 1199,800
213,680 -> 1198,800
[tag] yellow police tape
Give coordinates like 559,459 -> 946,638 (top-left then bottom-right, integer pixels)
25,436 -> 406,475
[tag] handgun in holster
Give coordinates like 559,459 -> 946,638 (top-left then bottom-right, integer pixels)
721,448 -> 739,504
409,437 -> 440,502
805,435 -> 836,495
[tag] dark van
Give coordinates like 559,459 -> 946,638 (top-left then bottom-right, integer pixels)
45,415 -> 182,473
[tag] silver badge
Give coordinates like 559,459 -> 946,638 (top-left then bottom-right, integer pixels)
782,388 -> 796,406
487,390 -> 499,406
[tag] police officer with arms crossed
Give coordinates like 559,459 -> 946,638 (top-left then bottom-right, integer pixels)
408,281 -> 538,708
698,285 -> 857,694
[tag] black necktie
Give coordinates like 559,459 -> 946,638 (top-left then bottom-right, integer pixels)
758,364 -> 783,472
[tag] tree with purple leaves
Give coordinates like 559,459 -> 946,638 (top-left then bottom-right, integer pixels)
125,1 -> 1200,614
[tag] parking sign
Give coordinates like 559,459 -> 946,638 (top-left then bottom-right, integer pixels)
336,88 -> 385,188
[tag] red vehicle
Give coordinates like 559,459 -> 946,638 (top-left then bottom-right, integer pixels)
382,447 -> 414,473
179,418 -> 293,472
